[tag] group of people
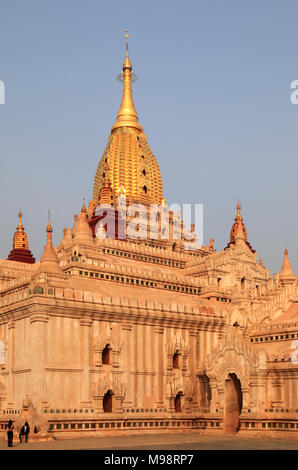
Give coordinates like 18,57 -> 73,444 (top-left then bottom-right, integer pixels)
7,420 -> 30,447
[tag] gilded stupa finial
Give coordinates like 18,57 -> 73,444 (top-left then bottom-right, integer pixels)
235,200 -> 243,222
125,29 -> 130,51
123,29 -> 132,68
18,208 -> 23,229
111,31 -> 143,133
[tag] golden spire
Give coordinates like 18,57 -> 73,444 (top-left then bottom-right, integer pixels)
235,201 -> 243,222
111,30 -> 143,133
8,209 -> 35,263
13,208 -> 29,250
18,208 -> 23,228
93,34 -> 163,207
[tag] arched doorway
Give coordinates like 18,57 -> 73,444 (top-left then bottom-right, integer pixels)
223,373 -> 242,433
174,392 -> 183,412
103,390 -> 113,413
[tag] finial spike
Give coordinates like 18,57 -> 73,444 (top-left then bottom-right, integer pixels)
125,29 -> 130,51
81,198 -> 87,213
111,31 -> 143,133
46,209 -> 53,233
18,207 -> 23,228
235,200 -> 242,222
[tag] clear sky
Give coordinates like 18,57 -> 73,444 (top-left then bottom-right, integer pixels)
0,0 -> 297,275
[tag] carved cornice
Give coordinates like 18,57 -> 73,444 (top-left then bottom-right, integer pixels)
30,314 -> 49,324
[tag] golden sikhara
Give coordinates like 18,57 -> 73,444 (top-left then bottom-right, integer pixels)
93,44 -> 163,206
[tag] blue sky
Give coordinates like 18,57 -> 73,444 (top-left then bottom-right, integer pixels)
0,0 -> 297,275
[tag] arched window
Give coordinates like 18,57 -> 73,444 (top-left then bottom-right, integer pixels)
102,344 -> 111,365
33,286 -> 44,295
142,169 -> 146,176
0,341 -> 5,365
173,350 -> 179,369
174,392 -> 183,412
103,390 -> 113,412
143,186 -> 147,194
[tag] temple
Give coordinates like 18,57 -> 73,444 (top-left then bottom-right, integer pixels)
0,37 -> 297,440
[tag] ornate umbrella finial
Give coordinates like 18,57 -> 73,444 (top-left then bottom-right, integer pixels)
46,209 -> 53,233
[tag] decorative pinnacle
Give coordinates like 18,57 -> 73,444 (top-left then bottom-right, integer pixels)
81,198 -> 87,213
280,246 -> 296,278
12,208 -> 29,251
111,31 -> 143,133
125,29 -> 130,51
46,209 -> 53,233
235,200 -> 243,222
18,207 -> 23,228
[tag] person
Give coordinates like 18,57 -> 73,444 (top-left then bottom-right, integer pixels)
19,425 -> 24,443
7,420 -> 14,447
23,422 -> 30,443
19,422 -> 30,443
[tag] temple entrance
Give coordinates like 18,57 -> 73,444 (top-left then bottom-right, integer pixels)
103,390 -> 113,413
174,392 -> 183,412
223,373 -> 242,433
